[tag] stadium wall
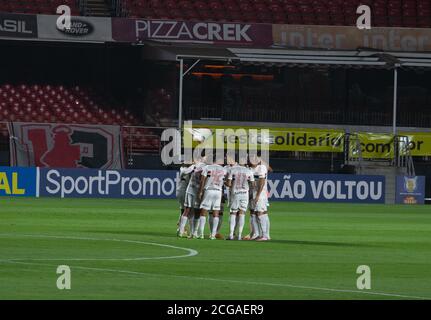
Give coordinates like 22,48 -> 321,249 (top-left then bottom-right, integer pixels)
1,166 -> 425,204
3,12 -> 431,52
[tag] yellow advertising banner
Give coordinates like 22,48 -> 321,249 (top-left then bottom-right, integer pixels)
353,132 -> 394,159
190,125 -> 345,152
272,24 -> 431,52
190,125 -> 431,157
351,132 -> 431,158
260,127 -> 345,152
399,132 -> 431,157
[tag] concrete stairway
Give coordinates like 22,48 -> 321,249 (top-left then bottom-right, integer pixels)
84,0 -> 111,16
357,161 -> 406,204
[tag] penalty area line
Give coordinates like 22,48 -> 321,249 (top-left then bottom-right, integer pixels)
3,260 -> 429,300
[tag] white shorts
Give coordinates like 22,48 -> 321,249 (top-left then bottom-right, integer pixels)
184,192 -> 200,209
200,189 -> 222,211
230,192 -> 249,213
250,194 -> 269,213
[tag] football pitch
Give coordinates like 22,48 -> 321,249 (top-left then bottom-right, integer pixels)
0,197 -> 430,300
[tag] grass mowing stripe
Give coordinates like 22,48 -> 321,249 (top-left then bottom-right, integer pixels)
1,198 -> 430,299
3,260 -> 429,300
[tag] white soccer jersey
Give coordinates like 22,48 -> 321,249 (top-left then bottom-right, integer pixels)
201,164 -> 227,191
252,164 -> 268,193
177,165 -> 194,209
228,165 -> 254,194
177,165 -> 194,196
185,162 -> 206,195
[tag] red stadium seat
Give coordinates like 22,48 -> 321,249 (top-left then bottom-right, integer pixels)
114,0 -> 431,28
0,83 -> 148,127
2,1 -> 431,31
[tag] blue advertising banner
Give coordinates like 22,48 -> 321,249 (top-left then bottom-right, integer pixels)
39,168 -> 178,199
0,167 -> 386,203
267,173 -> 385,203
395,176 -> 426,205
0,166 -> 37,197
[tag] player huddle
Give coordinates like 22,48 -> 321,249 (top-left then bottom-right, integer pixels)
176,157 -> 271,241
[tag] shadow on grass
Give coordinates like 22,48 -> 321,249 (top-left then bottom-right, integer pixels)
85,230 -> 174,238
269,239 -> 376,248
85,230 -> 375,248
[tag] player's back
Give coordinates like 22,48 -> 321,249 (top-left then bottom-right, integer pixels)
203,164 -> 227,191
230,165 -> 254,193
186,162 -> 205,194
178,165 -> 194,192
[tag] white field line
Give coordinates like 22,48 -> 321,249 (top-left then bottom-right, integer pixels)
0,234 -> 198,261
0,234 -> 429,300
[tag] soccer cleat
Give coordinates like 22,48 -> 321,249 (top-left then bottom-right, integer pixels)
177,230 -> 187,238
250,234 -> 260,240
242,234 -> 251,240
209,235 -> 216,240
226,236 -> 234,240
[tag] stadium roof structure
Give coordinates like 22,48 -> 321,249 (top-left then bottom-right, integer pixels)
140,42 -> 431,133
142,42 -> 431,69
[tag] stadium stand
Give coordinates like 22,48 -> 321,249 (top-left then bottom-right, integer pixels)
0,0 -> 80,15
0,83 -> 166,152
120,0 -> 431,28
0,83 -> 139,125
0,0 -> 430,28
184,68 -> 431,128
0,122 -> 6,138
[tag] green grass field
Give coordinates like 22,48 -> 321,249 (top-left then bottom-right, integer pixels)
0,197 -> 430,300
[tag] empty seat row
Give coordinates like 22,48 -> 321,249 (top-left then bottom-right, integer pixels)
0,0 -> 80,15
0,83 -> 162,152
0,83 -> 140,126
122,0 -> 431,27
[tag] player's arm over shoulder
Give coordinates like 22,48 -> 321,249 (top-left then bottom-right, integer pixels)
257,165 -> 267,178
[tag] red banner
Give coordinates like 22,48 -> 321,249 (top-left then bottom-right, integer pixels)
9,123 -> 123,169
112,18 -> 273,46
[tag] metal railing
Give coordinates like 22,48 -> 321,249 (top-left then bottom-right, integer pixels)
343,133 -> 416,176
0,121 -> 421,177
394,135 -> 416,176
344,133 -> 363,174
121,126 -> 167,166
188,107 -> 431,128
0,122 -> 165,166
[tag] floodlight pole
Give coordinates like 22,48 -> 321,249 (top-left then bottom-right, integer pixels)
178,58 -> 184,132
177,58 -> 201,163
177,58 -> 201,132
392,66 -> 399,135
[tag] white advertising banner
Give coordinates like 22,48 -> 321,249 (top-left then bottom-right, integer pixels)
37,14 -> 112,42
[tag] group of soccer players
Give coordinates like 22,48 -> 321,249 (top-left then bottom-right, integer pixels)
176,156 -> 271,241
